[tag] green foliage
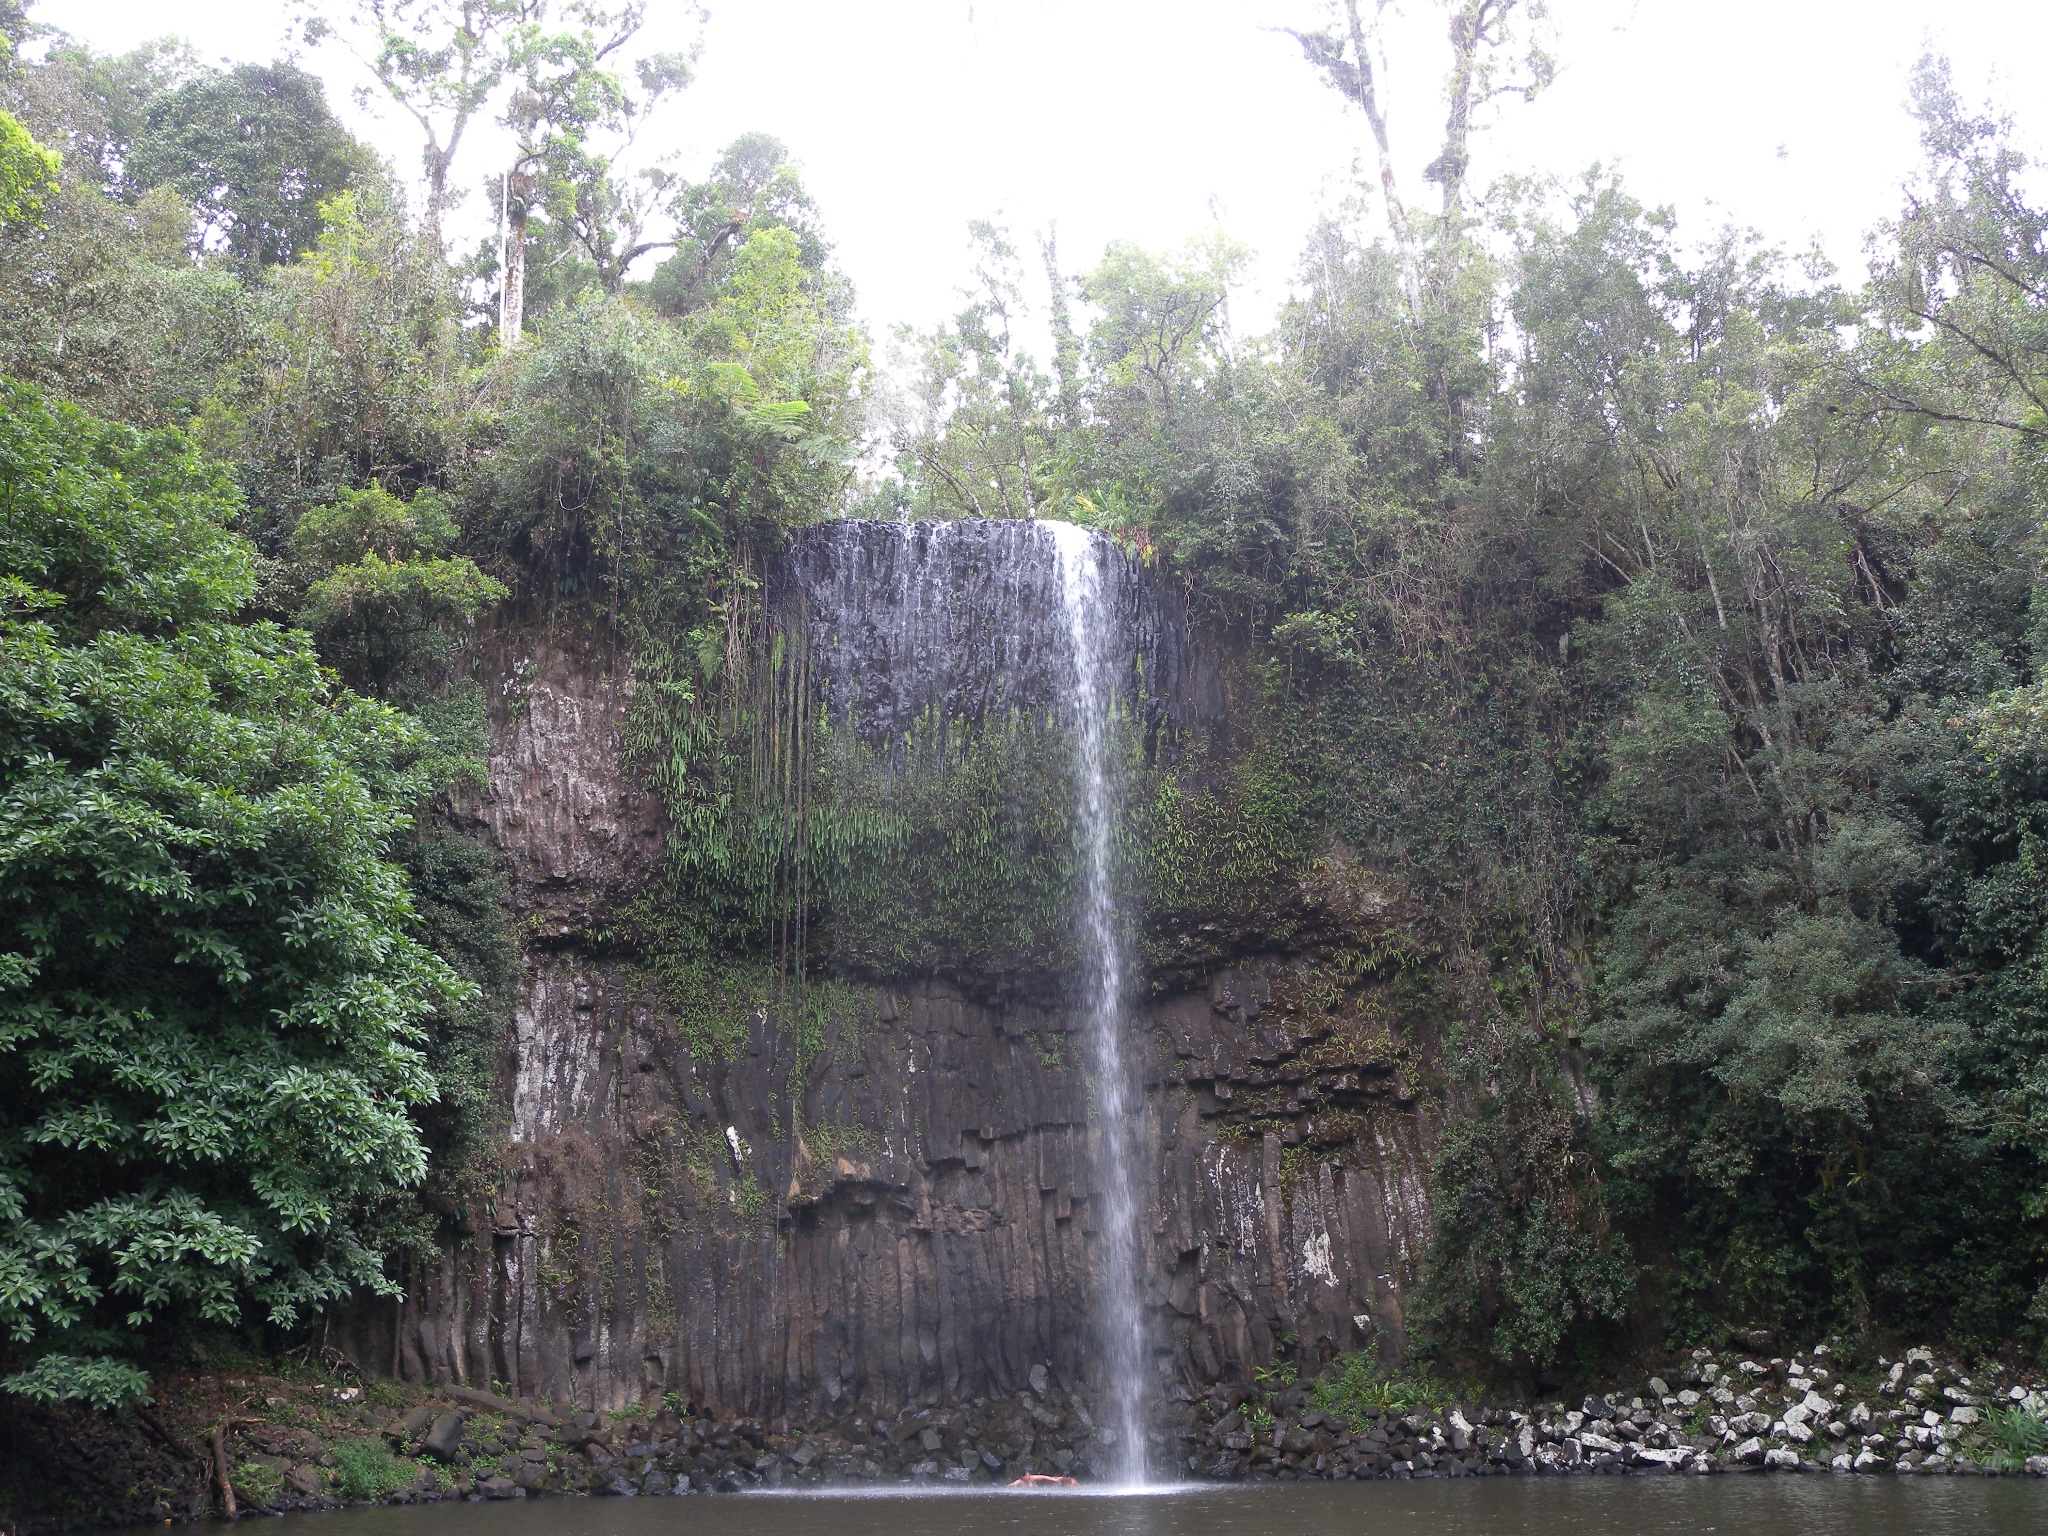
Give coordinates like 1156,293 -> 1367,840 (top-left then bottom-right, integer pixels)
1308,1351 -> 1463,1420
880,221 -> 1065,522
288,486 -> 507,697
299,0 -> 527,240
398,823 -> 515,1186
1136,730 -> 1317,974
0,174 -> 247,427
0,36 -> 366,262
646,955 -> 859,1079
233,1456 -> 284,1504
0,380 -> 466,1403
1420,1025 -> 1633,1371
0,107 -> 55,226
329,1436 -> 417,1499
2,1353 -> 150,1411
648,133 -> 829,317
1552,90 -> 2048,1353
635,631 -> 1316,989
490,1 -> 697,316
125,62 -> 373,265
482,237 -> 859,609
301,547 -> 501,653
1252,1355 -> 1296,1389
291,481 -> 462,566
1982,1403 -> 2048,1471
10,0 -> 2048,1399
1084,234 -> 1246,419
877,49 -> 2048,1374
0,24 -> 868,1204
647,957 -> 763,1062
230,187 -> 463,517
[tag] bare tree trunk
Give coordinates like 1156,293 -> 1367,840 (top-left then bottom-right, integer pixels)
1431,0 -> 1551,225
1040,227 -> 1083,431
502,186 -> 529,350
1432,0 -> 1490,221
210,1422 -> 237,1520
1284,1 -> 1416,303
1339,0 -> 1412,255
420,130 -> 460,259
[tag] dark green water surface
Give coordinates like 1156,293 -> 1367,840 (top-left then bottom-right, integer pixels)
276,1476 -> 2048,1536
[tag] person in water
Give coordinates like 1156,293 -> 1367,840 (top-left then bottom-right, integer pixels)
1007,1473 -> 1078,1487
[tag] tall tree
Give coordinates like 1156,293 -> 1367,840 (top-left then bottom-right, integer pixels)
0,381 -> 466,1408
1283,0 -> 1412,261
1286,0 -> 1550,299
1039,225 -> 1084,432
301,0 -> 526,251
0,27 -> 55,227
0,108 -> 54,227
495,1 -> 696,345
126,61 -> 374,265
1866,55 -> 2048,445
1427,0 -> 1553,221
646,131 -> 823,318
886,221 -> 1057,520
0,34 -> 189,200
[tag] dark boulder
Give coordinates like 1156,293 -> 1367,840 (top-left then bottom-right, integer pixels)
420,1412 -> 467,1462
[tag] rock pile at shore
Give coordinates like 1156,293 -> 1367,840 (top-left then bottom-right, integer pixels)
1178,1345 -> 2048,1482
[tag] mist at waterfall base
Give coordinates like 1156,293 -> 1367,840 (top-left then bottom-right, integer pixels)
268,1474 -> 2048,1536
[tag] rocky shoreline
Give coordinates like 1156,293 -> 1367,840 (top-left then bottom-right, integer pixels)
5,1342 -> 2044,1531
368,1344 -> 2048,1501
1184,1344 -> 2048,1485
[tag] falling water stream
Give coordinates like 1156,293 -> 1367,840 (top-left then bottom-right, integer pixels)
786,515 -> 1162,1482
1045,521 -> 1149,1487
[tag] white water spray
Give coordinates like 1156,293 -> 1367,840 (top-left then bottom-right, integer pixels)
1045,520 -> 1149,1486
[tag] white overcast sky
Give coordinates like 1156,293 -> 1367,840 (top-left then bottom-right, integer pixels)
44,0 -> 2048,344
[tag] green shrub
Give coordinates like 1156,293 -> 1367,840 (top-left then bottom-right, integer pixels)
233,1460 -> 284,1505
0,381 -> 468,1407
329,1439 -> 417,1501
1982,1404 -> 2048,1471
1308,1350 -> 1463,1421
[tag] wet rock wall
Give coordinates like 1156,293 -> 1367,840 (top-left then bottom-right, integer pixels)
349,529 -> 1440,1418
365,953 -> 1435,1418
773,518 -> 1208,747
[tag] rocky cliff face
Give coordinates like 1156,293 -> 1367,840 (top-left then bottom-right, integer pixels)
350,525 -> 1439,1430
774,518 -> 1202,745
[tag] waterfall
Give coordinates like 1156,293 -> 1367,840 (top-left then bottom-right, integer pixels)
1045,520 -> 1149,1486
778,515 -> 1180,1480
779,518 -> 1190,749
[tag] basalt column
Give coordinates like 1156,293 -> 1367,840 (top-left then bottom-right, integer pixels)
356,520 -> 1439,1442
